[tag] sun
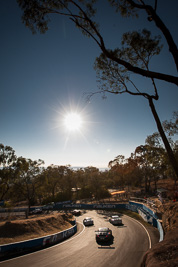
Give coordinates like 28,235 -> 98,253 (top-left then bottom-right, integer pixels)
64,112 -> 82,131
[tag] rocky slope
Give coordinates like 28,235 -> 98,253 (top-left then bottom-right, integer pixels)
141,202 -> 178,267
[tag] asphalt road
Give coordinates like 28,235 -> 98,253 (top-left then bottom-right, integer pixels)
0,210 -> 159,267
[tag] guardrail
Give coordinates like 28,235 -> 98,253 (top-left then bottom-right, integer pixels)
55,202 -> 164,241
0,200 -> 164,258
129,201 -> 163,241
0,220 -> 77,259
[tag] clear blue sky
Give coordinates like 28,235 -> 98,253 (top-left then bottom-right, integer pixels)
0,1 -> 178,169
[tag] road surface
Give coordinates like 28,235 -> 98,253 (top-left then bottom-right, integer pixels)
0,210 -> 159,267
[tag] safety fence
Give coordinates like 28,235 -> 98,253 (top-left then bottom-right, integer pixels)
0,201 -> 164,258
128,201 -> 163,241
54,201 -> 163,241
0,220 -> 77,259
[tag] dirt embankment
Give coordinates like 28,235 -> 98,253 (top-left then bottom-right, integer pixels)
0,212 -> 74,245
142,202 -> 178,267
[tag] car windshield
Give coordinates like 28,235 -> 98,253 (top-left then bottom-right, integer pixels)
112,216 -> 119,218
98,227 -> 109,232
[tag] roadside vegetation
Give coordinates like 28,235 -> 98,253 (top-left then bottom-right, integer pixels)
0,112 -> 177,209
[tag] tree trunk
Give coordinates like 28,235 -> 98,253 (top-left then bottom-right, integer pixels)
145,173 -> 148,192
154,177 -> 158,191
148,97 -> 178,179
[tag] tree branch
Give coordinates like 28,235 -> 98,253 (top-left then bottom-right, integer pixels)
127,0 -> 178,71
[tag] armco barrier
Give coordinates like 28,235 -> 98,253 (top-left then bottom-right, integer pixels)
55,203 -> 127,210
55,202 -> 163,239
156,219 -> 164,242
128,201 -> 164,242
55,202 -> 163,241
129,201 -> 158,219
0,221 -> 77,258
0,201 -> 164,258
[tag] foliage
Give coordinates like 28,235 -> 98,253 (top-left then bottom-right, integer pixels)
16,0 -> 178,178
11,157 -> 44,208
146,112 -> 178,184
0,126 -> 177,206
0,143 -> 16,167
16,0 -> 178,84
0,144 -> 17,201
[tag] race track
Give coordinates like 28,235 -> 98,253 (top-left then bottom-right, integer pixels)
0,210 -> 159,267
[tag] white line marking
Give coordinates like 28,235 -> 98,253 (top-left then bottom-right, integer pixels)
124,215 -> 152,249
0,222 -> 85,263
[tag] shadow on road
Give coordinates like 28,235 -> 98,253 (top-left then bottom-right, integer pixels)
98,246 -> 115,249
114,224 -> 127,228
96,236 -> 115,248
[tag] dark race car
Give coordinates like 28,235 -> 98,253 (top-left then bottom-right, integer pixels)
71,209 -> 81,216
95,227 -> 113,243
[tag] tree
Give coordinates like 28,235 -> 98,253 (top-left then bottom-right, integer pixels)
13,157 -> 44,209
42,165 -> 62,199
61,166 -> 74,200
17,0 -> 178,177
162,111 -> 178,138
108,154 -> 142,190
0,144 -> 17,200
146,111 -> 178,184
135,145 -> 153,192
108,155 -> 127,189
94,28 -> 178,178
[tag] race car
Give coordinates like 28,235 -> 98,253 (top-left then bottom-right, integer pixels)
83,217 -> 94,226
71,209 -> 81,216
30,208 -> 43,214
109,215 -> 122,225
95,227 -> 113,242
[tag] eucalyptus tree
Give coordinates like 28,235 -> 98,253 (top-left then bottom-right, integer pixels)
61,165 -> 74,200
0,144 -> 17,201
108,154 -> 142,190
17,0 -> 178,177
73,168 -> 89,199
41,165 -> 74,202
83,166 -> 100,199
42,165 -> 63,199
134,145 -> 151,192
108,155 -> 129,189
13,157 -> 44,208
146,111 -> 178,185
134,144 -> 165,192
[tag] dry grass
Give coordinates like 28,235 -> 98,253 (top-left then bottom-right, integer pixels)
0,212 -> 74,245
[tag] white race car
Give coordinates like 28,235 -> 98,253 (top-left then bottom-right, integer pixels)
109,215 -> 122,225
83,217 -> 94,226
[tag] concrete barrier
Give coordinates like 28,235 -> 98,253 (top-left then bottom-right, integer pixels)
129,201 -> 164,241
0,221 -> 77,259
0,200 -> 164,259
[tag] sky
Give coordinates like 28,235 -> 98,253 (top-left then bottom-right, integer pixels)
0,0 -> 178,169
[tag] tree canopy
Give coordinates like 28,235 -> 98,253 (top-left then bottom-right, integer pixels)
0,119 -> 177,206
16,0 -> 178,177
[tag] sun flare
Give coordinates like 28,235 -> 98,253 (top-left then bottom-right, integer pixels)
64,112 -> 82,131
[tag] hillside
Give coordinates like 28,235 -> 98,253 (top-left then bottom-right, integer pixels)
141,201 -> 178,267
0,212 -> 73,245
